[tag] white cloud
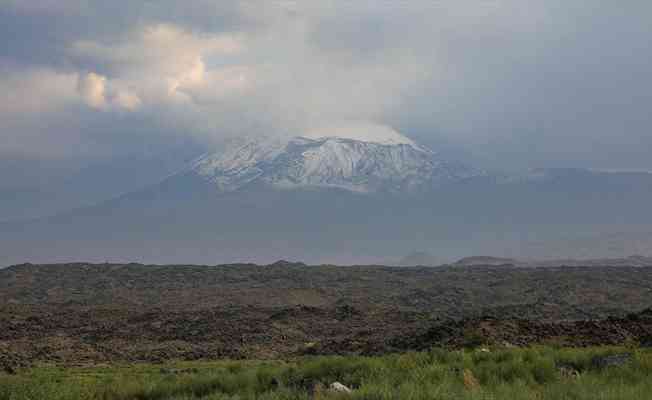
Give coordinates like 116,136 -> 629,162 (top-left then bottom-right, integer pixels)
113,89 -> 142,111
0,69 -> 79,115
77,72 -> 144,111
78,72 -> 107,109
68,24 -> 249,111
1,1 -> 651,169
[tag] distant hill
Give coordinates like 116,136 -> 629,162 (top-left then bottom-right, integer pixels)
452,255 -> 652,268
523,255 -> 652,268
454,256 -> 517,266
396,251 -> 440,266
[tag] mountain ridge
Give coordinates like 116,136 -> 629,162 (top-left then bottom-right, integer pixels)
193,135 -> 484,193
3,133 -> 652,265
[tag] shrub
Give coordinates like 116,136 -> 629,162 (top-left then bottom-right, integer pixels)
1,346 -> 651,400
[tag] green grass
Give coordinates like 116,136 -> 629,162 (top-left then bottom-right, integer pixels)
1,346 -> 651,399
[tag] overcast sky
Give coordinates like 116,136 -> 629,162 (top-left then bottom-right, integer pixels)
1,0 -> 651,172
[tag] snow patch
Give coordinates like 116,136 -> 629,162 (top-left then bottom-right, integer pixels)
194,132 -> 482,193
303,121 -> 416,146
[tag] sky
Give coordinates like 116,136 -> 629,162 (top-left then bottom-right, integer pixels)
1,0 -> 652,177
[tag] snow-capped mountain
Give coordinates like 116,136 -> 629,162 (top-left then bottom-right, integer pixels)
193,133 -> 482,193
4,126 -> 652,265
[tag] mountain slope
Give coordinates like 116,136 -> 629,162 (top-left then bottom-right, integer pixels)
193,135 -> 482,193
2,135 -> 652,266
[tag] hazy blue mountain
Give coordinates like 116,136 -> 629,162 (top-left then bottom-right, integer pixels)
2,133 -> 652,266
0,146 -> 201,222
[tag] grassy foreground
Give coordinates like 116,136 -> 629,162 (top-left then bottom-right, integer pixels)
1,346 -> 651,400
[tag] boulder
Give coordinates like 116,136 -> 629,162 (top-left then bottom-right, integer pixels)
558,366 -> 580,379
329,382 -> 352,393
592,353 -> 632,369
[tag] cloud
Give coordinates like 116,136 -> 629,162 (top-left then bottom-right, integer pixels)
70,24 -> 243,75
0,68 -> 83,158
0,1 -> 651,170
70,24 -> 247,107
77,72 -> 142,111
78,72 -> 107,109
0,68 -> 79,115
305,121 -> 415,146
113,89 -> 142,111
1,0 -> 87,15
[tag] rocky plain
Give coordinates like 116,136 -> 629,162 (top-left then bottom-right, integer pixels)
2,261 -> 652,372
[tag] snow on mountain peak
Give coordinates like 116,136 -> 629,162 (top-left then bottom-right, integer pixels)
194,128 -> 481,193
303,122 -> 417,147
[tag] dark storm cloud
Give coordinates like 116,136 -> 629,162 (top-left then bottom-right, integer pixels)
0,1 -> 248,69
0,1 -> 651,170
384,1 -> 652,169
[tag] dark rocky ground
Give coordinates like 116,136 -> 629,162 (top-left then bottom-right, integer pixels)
2,262 -> 652,371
